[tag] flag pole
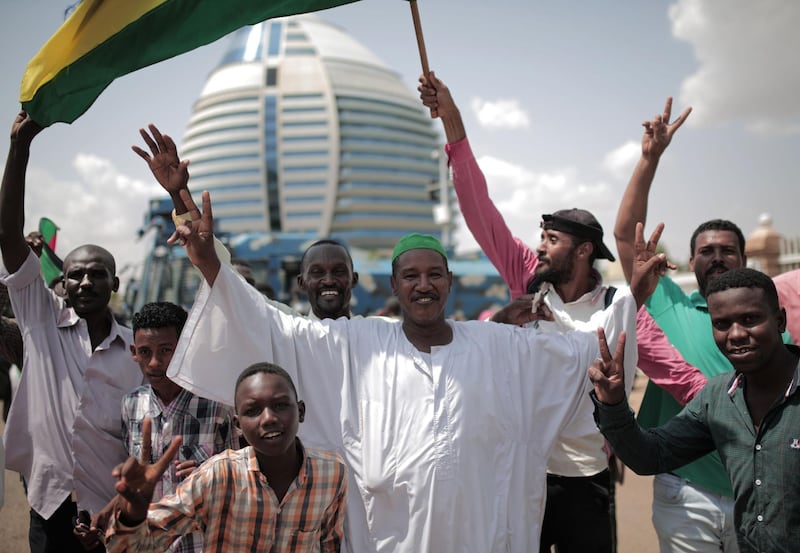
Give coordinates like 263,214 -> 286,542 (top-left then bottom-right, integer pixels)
408,0 -> 437,118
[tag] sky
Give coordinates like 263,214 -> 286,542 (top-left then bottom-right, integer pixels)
0,0 -> 798,286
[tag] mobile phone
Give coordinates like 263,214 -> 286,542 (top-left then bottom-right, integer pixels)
73,509 -> 91,530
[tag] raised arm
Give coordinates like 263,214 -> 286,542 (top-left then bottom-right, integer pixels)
418,71 -> 465,144
629,222 -> 675,308
636,308 -> 707,405
132,124 -> 191,215
614,98 -> 691,281
0,111 -> 43,273
419,72 -> 537,296
171,190 -> 221,286
588,328 -> 714,475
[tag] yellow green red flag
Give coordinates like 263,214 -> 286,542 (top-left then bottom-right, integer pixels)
20,0 -> 361,126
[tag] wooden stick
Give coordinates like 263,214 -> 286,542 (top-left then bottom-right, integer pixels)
408,0 -> 437,118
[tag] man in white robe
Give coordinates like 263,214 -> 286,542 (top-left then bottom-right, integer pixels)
166,191 -> 662,553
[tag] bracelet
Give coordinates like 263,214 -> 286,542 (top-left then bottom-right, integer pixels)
170,210 -> 232,266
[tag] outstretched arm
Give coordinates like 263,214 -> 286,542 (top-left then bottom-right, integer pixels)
635,309 -> 708,405
420,72 -> 537,296
589,328 -> 715,475
614,98 -> 691,281
629,222 -> 676,308
418,71 -> 465,144
170,190 -> 221,286
132,124 -> 191,215
490,293 -> 553,326
0,111 -> 43,273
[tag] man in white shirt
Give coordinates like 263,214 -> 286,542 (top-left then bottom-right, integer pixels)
163,189 -> 668,552
0,111 -> 143,553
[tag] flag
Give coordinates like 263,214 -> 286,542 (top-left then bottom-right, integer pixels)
21,0 -> 361,126
38,218 -> 63,287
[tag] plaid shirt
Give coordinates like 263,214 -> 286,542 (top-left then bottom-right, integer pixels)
107,443 -> 348,553
121,386 -> 236,552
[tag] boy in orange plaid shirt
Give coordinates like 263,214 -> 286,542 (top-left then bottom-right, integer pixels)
104,362 -> 348,553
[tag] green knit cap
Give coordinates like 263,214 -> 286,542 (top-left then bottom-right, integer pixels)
392,233 -> 447,262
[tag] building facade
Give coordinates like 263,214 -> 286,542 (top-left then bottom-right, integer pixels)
181,15 -> 443,249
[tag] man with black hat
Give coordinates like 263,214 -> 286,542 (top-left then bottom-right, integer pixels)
419,71 -> 706,553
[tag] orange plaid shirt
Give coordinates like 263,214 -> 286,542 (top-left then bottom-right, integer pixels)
106,442 -> 347,553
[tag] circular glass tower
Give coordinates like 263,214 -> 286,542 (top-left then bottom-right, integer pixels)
181,15 -> 442,249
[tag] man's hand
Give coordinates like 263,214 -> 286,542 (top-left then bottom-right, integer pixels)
629,222 -> 675,307
641,97 -> 692,161
588,328 -> 627,405
73,499 -> 117,551
418,71 -> 458,120
24,231 -> 45,257
113,417 -> 182,526
417,71 -> 466,143
10,111 -> 43,147
490,293 -> 554,326
168,189 -> 221,285
175,459 -> 200,480
132,124 -> 190,208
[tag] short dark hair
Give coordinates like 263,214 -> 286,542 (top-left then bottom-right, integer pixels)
690,219 -> 746,258
234,362 -> 298,411
300,239 -> 353,272
131,302 -> 188,338
706,268 -> 779,313
64,244 -> 117,276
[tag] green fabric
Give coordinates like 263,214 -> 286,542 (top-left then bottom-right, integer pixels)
641,276 -> 790,497
392,233 -> 447,262
23,0 -> 361,126
38,218 -> 62,286
38,217 -> 58,250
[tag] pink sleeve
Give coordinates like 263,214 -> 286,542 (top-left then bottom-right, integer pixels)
774,269 -> 800,343
446,138 -> 538,299
635,306 -> 707,405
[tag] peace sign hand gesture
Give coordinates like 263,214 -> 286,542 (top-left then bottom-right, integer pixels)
588,328 -> 627,405
113,417 -> 183,526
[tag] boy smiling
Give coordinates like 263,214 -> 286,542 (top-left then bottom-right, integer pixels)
105,362 -> 347,553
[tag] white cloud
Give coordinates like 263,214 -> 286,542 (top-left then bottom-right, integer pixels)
452,155 -> 615,255
25,155 -> 161,287
670,0 -> 800,134
470,97 -> 530,130
602,141 -> 640,178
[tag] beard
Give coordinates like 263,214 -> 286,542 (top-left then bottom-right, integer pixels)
696,263 -> 730,297
534,251 -> 577,287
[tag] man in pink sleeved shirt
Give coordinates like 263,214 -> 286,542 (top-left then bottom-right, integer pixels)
419,72 -> 706,553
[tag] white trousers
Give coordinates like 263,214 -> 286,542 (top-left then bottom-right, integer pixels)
652,473 -> 739,553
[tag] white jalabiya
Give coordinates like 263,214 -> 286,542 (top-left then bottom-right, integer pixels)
168,264 -> 637,553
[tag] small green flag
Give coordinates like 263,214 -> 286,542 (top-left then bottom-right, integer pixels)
38,217 -> 63,287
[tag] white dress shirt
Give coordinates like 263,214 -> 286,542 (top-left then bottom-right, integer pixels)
168,263 -> 637,552
1,251 -> 143,517
531,280 -> 638,476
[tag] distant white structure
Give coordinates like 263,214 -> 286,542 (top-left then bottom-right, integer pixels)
181,15 -> 444,249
